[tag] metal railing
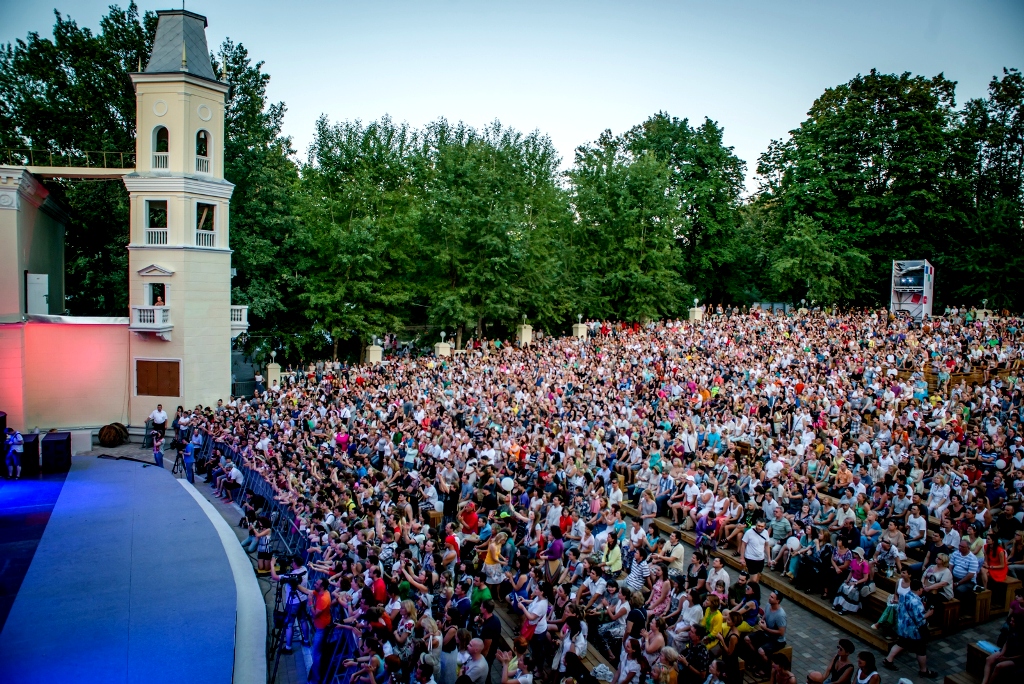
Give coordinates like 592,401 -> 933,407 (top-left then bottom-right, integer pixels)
195,230 -> 216,247
145,228 -> 168,245
195,156 -> 210,174
152,152 -> 169,169
1,148 -> 136,169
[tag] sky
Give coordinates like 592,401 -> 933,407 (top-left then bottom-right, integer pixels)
2,0 -> 1023,192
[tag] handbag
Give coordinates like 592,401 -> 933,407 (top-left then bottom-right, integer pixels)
520,619 -> 538,640
859,582 -> 876,598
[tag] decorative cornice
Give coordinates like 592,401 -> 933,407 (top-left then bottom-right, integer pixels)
128,245 -> 233,254
0,166 -> 49,211
122,174 -> 235,199
137,264 -> 176,276
130,70 -> 230,95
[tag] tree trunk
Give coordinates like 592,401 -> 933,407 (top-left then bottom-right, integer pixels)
333,339 -> 338,362
456,325 -> 464,350
359,342 -> 366,364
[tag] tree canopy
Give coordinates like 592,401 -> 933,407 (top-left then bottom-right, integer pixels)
1,4 -> 1021,360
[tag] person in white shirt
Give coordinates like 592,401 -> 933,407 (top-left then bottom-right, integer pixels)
740,520 -> 770,582
706,557 -> 730,593
149,404 -> 169,437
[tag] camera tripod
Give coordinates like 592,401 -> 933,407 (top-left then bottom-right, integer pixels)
171,448 -> 185,477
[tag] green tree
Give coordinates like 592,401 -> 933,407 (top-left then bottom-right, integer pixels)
623,113 -> 746,302
219,39 -> 301,333
569,131 -> 688,321
0,3 -> 157,314
296,116 -> 419,358
941,68 -> 1024,309
767,215 -> 870,304
414,120 -> 572,340
757,70 -> 964,305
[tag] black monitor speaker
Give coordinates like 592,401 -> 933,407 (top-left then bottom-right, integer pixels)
41,432 -> 72,474
20,433 -> 41,477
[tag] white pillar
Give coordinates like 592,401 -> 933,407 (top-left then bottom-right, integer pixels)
517,324 -> 533,346
266,362 -> 281,388
365,344 -> 383,363
688,307 -> 703,322
572,323 -> 588,339
434,342 -> 451,357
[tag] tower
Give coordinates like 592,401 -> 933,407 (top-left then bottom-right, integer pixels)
124,10 -> 245,424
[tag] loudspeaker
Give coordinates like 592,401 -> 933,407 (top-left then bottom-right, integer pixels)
41,432 -> 72,474
20,433 -> 41,477
0,411 -> 6,463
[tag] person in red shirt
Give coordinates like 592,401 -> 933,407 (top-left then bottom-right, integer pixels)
298,577 -> 333,683
460,502 -> 480,535
370,566 -> 387,603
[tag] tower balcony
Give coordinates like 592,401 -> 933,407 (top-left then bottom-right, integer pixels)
129,305 -> 172,341
230,305 -> 248,339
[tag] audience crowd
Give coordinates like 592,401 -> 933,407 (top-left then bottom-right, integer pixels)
176,306 -> 1024,684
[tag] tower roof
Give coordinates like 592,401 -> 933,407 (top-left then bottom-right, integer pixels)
144,10 -> 218,82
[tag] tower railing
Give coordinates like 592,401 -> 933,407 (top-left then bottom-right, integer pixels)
145,228 -> 168,245
152,152 -> 169,169
195,156 -> 210,174
195,230 -> 216,248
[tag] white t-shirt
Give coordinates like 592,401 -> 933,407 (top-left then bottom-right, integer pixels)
526,598 -> 548,632
906,514 -> 927,541
742,528 -> 769,561
149,409 -> 168,424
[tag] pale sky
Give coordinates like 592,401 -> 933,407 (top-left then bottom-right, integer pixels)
3,0 -> 1023,191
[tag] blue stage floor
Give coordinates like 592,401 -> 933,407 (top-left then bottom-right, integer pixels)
0,471 -> 67,632
0,456 -> 237,684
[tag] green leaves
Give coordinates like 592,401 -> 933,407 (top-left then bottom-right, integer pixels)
767,215 -> 870,304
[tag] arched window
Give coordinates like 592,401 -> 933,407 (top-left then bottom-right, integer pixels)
154,126 -> 169,153
153,126 -> 169,169
195,130 -> 210,173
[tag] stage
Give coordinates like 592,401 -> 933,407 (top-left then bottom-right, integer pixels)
0,454 -> 265,683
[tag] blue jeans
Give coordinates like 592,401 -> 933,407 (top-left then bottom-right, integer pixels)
184,461 -> 194,484
241,535 -> 258,553
283,601 -> 306,649
153,451 -> 164,469
309,626 -> 326,683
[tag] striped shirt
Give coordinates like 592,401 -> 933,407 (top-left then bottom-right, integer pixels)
948,550 -> 979,580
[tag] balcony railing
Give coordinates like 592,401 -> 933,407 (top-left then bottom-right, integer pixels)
129,305 -> 172,340
152,152 -> 169,169
145,229 -> 168,245
195,156 -> 210,174
195,230 -> 216,248
230,305 -> 249,339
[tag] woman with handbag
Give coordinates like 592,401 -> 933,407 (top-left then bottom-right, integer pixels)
871,568 -> 911,633
832,547 -> 873,615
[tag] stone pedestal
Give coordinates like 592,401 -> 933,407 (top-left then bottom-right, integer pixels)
266,362 -> 281,388
517,324 -> 533,346
572,323 -> 588,339
688,307 -> 703,322
433,342 -> 451,357
365,344 -> 383,363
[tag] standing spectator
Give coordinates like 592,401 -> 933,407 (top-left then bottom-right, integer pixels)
151,430 -> 164,469
149,403 -> 168,437
5,427 -> 24,480
881,579 -> 937,678
740,520 -> 769,583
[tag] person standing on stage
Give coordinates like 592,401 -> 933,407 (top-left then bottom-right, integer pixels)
149,404 -> 168,438
152,430 -> 165,469
5,427 -> 24,480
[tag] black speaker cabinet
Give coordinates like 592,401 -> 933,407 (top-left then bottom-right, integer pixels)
20,433 -> 41,477
41,432 -> 72,474
0,411 -> 6,462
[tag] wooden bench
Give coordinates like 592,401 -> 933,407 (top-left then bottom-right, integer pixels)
943,641 -> 997,684
990,577 -> 1022,615
743,645 -> 793,684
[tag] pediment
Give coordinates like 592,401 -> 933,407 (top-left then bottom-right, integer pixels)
137,264 -> 175,277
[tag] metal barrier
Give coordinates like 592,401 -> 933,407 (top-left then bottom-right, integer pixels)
178,426 -> 361,683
